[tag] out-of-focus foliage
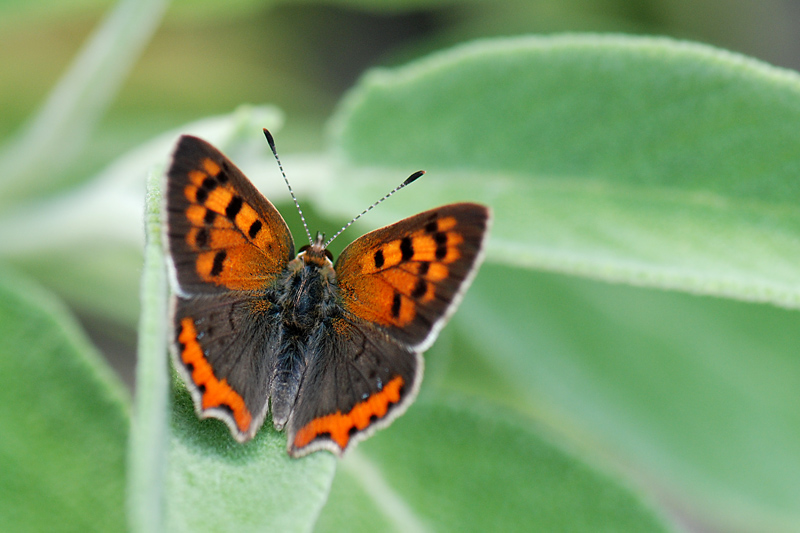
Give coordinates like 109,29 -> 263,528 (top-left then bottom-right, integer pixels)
2,1 -> 800,532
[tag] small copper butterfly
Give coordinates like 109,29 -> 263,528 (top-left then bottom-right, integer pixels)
164,130 -> 491,457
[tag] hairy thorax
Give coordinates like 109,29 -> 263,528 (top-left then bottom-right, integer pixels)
278,243 -> 339,335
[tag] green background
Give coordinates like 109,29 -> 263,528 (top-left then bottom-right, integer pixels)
1,1 -> 799,532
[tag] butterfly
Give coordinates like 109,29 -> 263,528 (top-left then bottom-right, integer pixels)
164,131 -> 491,457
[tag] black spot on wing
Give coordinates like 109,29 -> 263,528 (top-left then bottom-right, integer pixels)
435,232 -> 447,260
411,278 -> 427,299
211,251 -> 226,276
195,187 -> 208,204
196,228 -> 209,249
248,219 -> 262,239
400,237 -> 414,262
201,177 -> 217,191
226,196 -> 243,219
217,161 -> 230,183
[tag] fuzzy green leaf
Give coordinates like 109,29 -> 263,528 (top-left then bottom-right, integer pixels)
0,266 -> 129,532
165,387 -> 336,532
316,397 -> 670,532
127,168 -> 171,532
451,265 -> 800,531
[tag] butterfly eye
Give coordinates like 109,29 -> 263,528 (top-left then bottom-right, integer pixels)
324,249 -> 333,260
298,244 -> 310,254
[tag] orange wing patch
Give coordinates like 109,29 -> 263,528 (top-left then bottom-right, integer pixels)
178,317 -> 252,433
338,215 -> 467,328
179,158 -> 284,291
293,376 -> 405,450
359,216 -> 463,276
335,204 -> 489,351
202,157 -> 221,176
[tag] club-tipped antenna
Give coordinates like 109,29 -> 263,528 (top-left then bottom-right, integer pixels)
323,169 -> 425,248
263,128 -> 314,245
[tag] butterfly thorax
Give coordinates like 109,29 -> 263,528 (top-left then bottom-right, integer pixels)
279,242 -> 338,332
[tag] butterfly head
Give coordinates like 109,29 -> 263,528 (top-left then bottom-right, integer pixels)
297,232 -> 334,268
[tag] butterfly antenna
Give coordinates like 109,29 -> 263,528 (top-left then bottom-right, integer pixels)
263,128 -> 314,245
324,170 -> 425,248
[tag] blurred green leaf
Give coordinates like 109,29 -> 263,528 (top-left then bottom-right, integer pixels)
316,397 -> 670,532
127,168 -> 170,532
0,0 -> 112,16
0,0 -> 167,208
165,387 -> 336,532
328,34 -> 800,308
0,265 -> 129,532
455,265 -> 800,531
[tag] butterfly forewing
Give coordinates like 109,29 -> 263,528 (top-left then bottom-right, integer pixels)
165,135 -> 294,296
335,203 -> 491,350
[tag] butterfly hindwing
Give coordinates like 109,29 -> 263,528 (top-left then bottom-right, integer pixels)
335,203 -> 491,350
172,293 -> 277,442
165,135 -> 294,296
286,317 -> 421,457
